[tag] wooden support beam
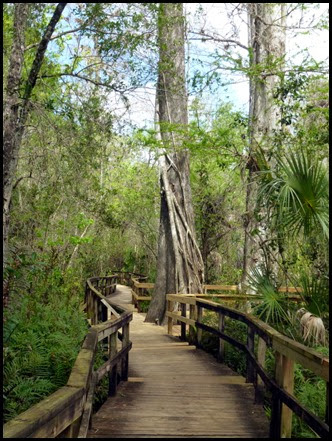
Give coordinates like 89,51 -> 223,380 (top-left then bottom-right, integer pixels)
167,300 -> 174,335
217,312 -> 225,363
108,331 -> 118,396
188,304 -> 196,344
180,303 -> 187,341
197,305 -> 203,347
121,323 -> 130,381
274,351 -> 295,438
246,325 -> 255,383
255,337 -> 267,403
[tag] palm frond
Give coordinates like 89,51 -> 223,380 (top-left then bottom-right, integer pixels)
258,151 -> 329,238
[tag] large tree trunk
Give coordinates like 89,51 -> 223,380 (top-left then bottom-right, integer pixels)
3,3 -> 66,307
145,4 -> 204,324
241,3 -> 286,288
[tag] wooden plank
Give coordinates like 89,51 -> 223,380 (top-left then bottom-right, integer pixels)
196,298 -> 329,381
66,348 -> 95,391
3,387 -> 84,438
203,284 -> 238,291
180,303 -> 187,341
256,337 -> 266,403
279,356 -> 295,438
218,312 -> 225,363
166,294 -> 197,305
272,337 -> 329,381
96,343 -> 132,382
101,298 -> 120,318
166,311 -> 195,326
78,373 -> 97,438
94,313 -> 132,342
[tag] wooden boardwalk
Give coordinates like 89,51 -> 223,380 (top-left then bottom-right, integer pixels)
88,285 -> 269,438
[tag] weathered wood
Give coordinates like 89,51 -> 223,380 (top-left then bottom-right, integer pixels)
188,304 -> 196,345
77,372 -> 97,438
326,382 -> 330,425
275,352 -> 295,438
194,300 -> 329,438
180,303 -> 187,340
96,344 -> 132,382
246,325 -> 255,383
3,387 -> 85,438
197,305 -> 203,347
66,348 -> 95,391
272,337 -> 329,382
166,311 -> 196,327
167,300 -> 174,335
95,313 -> 132,342
196,298 -> 329,381
109,331 -> 118,397
217,312 -> 225,363
121,323 -> 130,381
88,312 -> 269,439
255,337 -> 266,403
203,284 -> 238,292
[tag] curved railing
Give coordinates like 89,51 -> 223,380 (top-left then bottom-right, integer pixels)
3,275 -> 132,438
166,294 -> 329,438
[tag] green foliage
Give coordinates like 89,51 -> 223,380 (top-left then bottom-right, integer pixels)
3,290 -> 88,422
259,151 -> 329,239
247,265 -> 291,326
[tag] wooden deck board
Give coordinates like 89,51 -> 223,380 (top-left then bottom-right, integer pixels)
88,286 -> 269,438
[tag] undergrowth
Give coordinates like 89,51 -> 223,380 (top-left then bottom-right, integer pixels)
3,269 -> 88,423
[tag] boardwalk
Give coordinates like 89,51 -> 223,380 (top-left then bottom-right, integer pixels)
88,285 -> 269,438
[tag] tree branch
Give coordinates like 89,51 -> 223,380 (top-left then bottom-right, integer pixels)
23,3 -> 67,103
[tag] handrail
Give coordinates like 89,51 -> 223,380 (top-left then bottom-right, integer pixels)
130,280 -> 303,311
166,294 -> 329,439
130,277 -> 153,312
3,276 -> 133,438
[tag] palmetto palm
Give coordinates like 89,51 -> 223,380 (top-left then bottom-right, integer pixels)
259,151 -> 329,239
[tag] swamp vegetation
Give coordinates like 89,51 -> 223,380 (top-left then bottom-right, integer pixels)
3,3 -> 329,438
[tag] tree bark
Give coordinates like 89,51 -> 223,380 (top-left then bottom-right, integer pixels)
3,3 -> 67,306
145,3 -> 204,323
241,3 -> 286,288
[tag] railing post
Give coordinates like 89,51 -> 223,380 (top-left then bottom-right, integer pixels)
255,337 -> 266,403
217,312 -> 225,362
180,303 -> 186,341
121,323 -> 130,381
197,304 -> 203,347
272,351 -> 295,438
167,299 -> 173,335
137,287 -> 141,312
246,325 -> 255,383
108,331 -> 118,396
326,382 -> 329,425
189,303 -> 196,344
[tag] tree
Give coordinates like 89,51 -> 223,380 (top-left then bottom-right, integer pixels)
145,3 -> 204,324
3,3 -> 67,302
241,3 -> 286,287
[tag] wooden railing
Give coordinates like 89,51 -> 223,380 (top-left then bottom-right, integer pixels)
130,277 -> 154,311
166,294 -> 329,439
3,275 -> 132,438
129,281 -> 302,311
111,270 -> 147,287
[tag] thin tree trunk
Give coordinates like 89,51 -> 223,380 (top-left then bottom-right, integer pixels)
145,4 -> 204,324
3,3 -> 67,307
241,3 -> 286,288
3,3 -> 30,271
